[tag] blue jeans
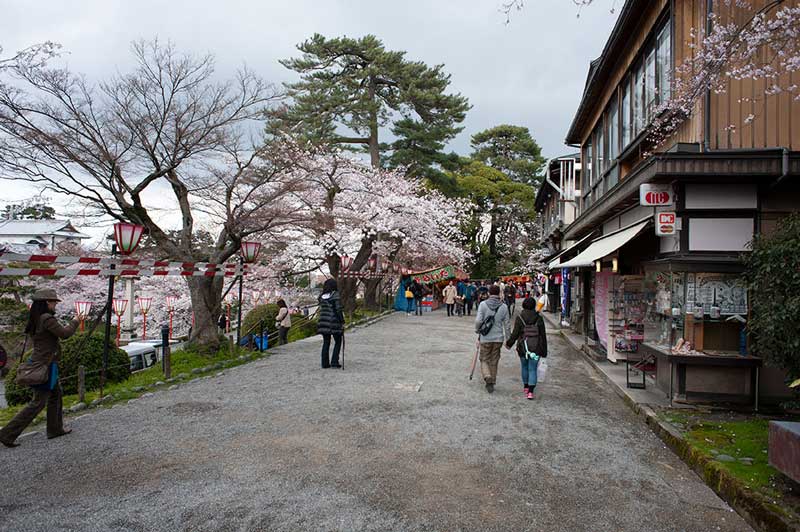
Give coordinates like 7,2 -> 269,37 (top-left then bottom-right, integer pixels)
520,356 -> 539,387
406,298 -> 413,313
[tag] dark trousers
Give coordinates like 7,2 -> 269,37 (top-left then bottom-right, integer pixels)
466,299 -> 474,316
446,303 -> 455,316
279,326 -> 289,345
414,298 -> 423,315
321,333 -> 342,367
0,382 -> 65,443
406,297 -> 413,313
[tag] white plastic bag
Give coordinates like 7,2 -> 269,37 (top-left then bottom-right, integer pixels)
536,358 -> 548,383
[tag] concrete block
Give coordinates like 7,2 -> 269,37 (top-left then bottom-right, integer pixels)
769,421 -> 800,483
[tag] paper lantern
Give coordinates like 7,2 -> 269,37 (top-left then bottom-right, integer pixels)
113,223 -> 145,255
240,241 -> 262,263
137,297 -> 152,314
112,298 -> 128,316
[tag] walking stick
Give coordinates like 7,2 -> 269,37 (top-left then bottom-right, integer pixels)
341,332 -> 345,370
469,335 -> 480,380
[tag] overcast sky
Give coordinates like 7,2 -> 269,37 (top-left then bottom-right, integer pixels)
1,0 -> 620,236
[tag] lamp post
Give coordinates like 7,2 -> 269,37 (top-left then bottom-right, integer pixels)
112,299 -> 128,346
101,222 -> 144,396
237,241 -> 261,345
75,301 -> 92,332
137,296 -> 152,340
166,296 -> 178,339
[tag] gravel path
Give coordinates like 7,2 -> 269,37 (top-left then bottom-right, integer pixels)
0,311 -> 752,532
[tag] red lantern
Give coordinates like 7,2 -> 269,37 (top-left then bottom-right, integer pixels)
240,241 -> 262,263
112,299 -> 128,346
137,297 -> 152,341
75,301 -> 92,332
113,223 -> 145,255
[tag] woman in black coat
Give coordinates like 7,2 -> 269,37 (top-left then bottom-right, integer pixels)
317,278 -> 345,368
505,297 -> 548,400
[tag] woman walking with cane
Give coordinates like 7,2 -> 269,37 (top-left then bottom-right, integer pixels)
0,288 -> 78,448
317,279 -> 345,368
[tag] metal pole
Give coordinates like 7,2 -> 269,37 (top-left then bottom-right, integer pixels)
236,255 -> 244,346
259,319 -> 265,352
161,324 -> 171,379
100,243 -> 117,398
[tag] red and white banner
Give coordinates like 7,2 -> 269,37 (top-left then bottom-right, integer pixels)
0,252 -> 246,271
0,267 -> 246,278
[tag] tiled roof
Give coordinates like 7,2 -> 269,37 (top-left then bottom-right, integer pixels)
0,219 -> 90,239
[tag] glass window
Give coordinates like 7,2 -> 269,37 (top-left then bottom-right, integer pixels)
608,97 -> 619,162
596,123 -> 604,176
633,62 -> 644,135
656,23 -> 672,104
622,78 -> 632,147
583,140 -> 592,189
645,49 -> 656,123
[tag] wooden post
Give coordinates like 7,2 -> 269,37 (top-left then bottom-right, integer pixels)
77,365 -> 85,403
161,324 -> 171,380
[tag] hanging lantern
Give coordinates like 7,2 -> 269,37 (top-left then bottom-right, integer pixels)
112,298 -> 128,317
240,241 -> 262,263
75,301 -> 92,319
75,301 -> 92,332
137,297 -> 152,314
113,223 -> 145,255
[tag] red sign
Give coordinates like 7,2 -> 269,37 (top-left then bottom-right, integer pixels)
656,212 -> 677,236
640,184 -> 674,206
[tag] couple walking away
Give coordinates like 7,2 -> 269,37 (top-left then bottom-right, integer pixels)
1,289 -> 76,448
474,286 -> 548,399
317,278 -> 344,368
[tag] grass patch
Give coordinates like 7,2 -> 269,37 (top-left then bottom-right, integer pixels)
660,409 -> 800,520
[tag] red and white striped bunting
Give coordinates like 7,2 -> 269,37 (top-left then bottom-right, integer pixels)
0,252 -> 247,271
0,267 -> 246,278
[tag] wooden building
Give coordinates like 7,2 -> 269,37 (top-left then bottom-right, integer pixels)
556,0 -> 799,405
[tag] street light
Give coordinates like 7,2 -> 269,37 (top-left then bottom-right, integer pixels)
112,298 -> 128,346
102,222 -> 145,396
137,297 -> 152,340
75,301 -> 92,332
237,241 -> 262,346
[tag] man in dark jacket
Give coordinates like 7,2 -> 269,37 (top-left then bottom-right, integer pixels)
505,297 -> 548,400
411,280 -> 424,316
317,279 -> 345,368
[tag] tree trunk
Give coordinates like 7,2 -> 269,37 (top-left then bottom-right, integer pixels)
488,211 -> 498,256
368,77 -> 380,168
185,276 -> 224,352
363,278 -> 381,310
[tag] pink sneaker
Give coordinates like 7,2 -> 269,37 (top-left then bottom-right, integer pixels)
523,387 -> 529,396
526,390 -> 534,400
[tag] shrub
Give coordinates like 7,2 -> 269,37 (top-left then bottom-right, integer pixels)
288,313 -> 318,342
4,330 -> 130,406
242,304 -> 279,337
744,213 -> 800,385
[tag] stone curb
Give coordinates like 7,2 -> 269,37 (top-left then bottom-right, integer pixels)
556,326 -> 798,532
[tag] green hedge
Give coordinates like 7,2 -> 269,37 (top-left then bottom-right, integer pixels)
242,304 -> 280,337
287,313 -> 317,342
4,331 -> 130,406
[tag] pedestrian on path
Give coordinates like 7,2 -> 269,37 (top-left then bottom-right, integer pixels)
275,299 -> 291,346
317,279 -> 344,368
0,288 -> 77,448
443,281 -> 457,317
464,282 -> 477,316
411,280 -> 424,316
474,285 -> 510,393
504,282 -> 516,317
404,285 -> 414,315
505,297 -> 548,400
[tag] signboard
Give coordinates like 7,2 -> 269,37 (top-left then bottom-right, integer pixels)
655,212 -> 676,236
410,265 -> 456,285
640,184 -> 674,206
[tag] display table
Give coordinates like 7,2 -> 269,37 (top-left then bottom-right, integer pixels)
642,343 -> 762,409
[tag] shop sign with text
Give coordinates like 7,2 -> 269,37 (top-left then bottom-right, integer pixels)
640,184 -> 674,206
655,212 -> 677,236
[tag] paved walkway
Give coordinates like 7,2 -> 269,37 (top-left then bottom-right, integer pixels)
0,311 -> 751,532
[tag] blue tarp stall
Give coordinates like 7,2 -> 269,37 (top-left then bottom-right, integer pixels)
394,277 -> 416,312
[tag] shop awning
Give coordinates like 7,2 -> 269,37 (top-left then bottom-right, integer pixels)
547,232 -> 596,270
559,219 -> 650,269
